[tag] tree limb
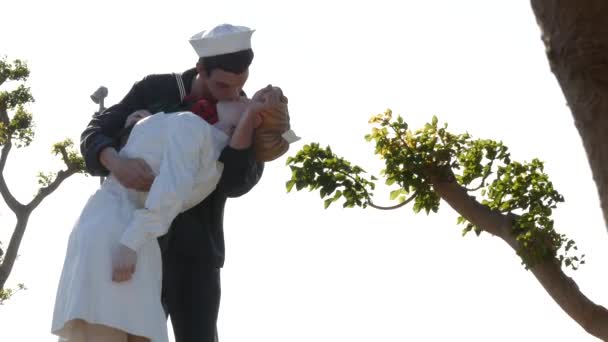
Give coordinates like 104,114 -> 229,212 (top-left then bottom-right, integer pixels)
0,166 -> 78,289
368,192 -> 417,210
0,217 -> 29,289
431,167 -> 608,339
0,105 -> 8,125
59,147 -> 70,165
27,168 -> 78,211
0,143 -> 23,212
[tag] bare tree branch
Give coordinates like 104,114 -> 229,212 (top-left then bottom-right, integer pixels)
368,192 -> 418,210
0,104 -> 22,211
0,164 -> 78,289
0,143 -> 23,212
27,168 -> 78,211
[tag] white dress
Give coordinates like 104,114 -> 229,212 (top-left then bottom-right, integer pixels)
52,112 -> 229,342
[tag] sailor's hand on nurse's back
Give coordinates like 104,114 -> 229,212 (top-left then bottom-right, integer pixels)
112,157 -> 155,192
125,109 -> 152,127
101,148 -> 155,191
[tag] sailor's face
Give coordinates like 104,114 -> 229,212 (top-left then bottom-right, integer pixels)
206,69 -> 249,102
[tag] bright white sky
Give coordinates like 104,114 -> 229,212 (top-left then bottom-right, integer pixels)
1,1 -> 607,341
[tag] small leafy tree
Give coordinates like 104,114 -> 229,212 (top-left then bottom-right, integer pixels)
0,56 -> 85,304
287,110 -> 607,339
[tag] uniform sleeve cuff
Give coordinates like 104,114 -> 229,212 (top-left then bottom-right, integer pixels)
119,226 -> 147,252
218,145 -> 255,165
86,137 -> 119,176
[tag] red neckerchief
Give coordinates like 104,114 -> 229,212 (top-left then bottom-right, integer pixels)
183,94 -> 219,125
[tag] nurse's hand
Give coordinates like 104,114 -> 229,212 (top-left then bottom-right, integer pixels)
112,244 -> 137,282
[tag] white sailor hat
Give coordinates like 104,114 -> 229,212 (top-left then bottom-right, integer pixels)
189,24 -> 255,58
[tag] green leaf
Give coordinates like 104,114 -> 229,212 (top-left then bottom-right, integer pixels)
286,180 -> 296,192
390,189 -> 403,200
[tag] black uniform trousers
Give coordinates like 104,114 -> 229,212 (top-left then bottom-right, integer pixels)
161,240 -> 221,342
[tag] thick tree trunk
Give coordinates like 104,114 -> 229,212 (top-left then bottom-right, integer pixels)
0,213 -> 30,290
432,173 -> 608,340
530,1 -> 608,232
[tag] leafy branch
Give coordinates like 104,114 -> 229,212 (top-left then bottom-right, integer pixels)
286,110 -> 582,270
